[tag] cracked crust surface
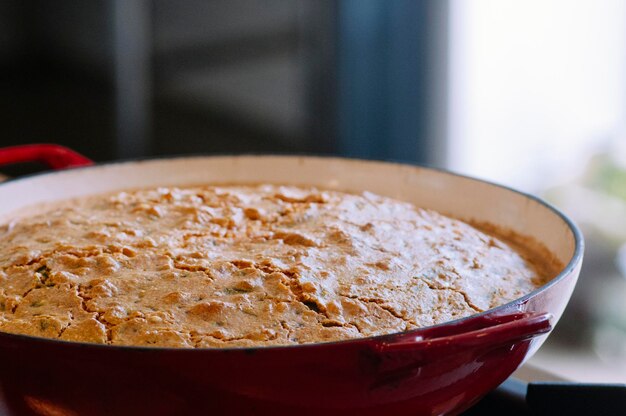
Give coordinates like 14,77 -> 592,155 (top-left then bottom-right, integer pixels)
0,185 -> 562,347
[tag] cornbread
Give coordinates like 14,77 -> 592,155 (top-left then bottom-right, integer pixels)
0,185 -> 561,347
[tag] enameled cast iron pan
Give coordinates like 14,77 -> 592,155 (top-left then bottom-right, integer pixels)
0,145 -> 583,416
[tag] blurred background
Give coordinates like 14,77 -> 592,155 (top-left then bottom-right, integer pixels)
1,0 -> 626,382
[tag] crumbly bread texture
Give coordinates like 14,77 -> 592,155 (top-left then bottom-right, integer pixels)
0,185 -> 562,347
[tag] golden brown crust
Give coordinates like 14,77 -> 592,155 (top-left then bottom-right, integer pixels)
0,185 -> 562,347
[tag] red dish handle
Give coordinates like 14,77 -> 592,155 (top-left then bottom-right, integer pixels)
374,312 -> 552,355
0,144 -> 94,170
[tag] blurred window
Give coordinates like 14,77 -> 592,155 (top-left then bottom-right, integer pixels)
448,0 -> 626,192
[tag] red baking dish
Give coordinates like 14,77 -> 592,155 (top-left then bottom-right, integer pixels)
0,145 -> 583,416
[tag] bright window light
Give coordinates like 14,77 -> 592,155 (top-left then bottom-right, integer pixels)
447,0 -> 626,192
